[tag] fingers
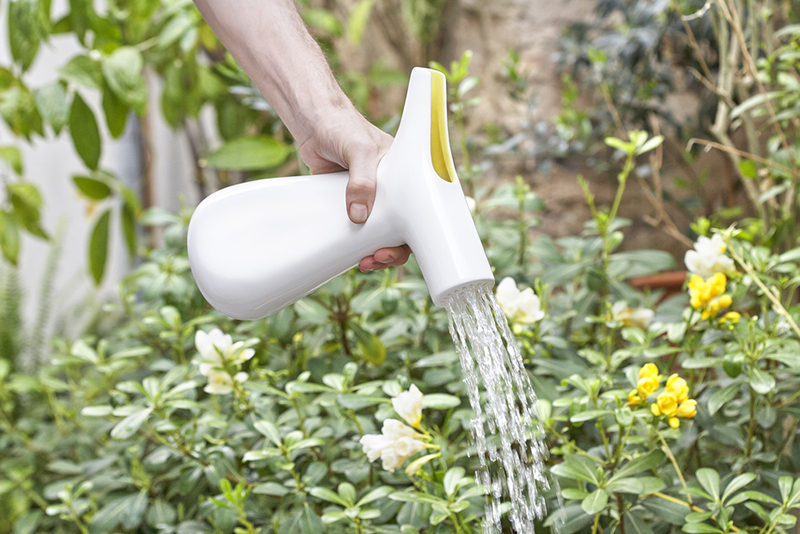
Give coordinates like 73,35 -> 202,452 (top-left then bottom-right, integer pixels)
359,245 -> 412,272
345,150 -> 378,224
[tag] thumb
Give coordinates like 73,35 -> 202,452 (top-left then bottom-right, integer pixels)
345,152 -> 378,224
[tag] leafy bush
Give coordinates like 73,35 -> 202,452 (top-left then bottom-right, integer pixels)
2,127 -> 800,533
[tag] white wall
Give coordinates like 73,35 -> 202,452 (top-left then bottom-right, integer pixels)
0,1 -> 198,359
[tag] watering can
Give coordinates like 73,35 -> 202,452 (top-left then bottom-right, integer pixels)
187,67 -> 494,320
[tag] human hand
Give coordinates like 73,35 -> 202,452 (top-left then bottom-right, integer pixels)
295,109 -> 412,272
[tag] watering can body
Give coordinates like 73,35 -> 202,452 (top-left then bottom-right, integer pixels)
188,67 -> 494,320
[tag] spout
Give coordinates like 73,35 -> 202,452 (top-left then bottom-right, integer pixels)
380,67 -> 495,305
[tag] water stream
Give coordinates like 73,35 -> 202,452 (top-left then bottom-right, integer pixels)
444,284 -> 552,533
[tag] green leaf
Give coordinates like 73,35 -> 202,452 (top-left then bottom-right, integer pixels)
551,455 -> 601,485
356,486 -> 392,507
34,82 -> 70,135
121,203 -> 137,258
443,466 -> 465,497
337,482 -> 356,505
120,490 -> 147,530
605,136 -> 633,154
59,55 -> 103,90
581,488 -> 608,515
253,482 -> 290,496
7,182 -> 47,238
336,394 -> 384,410
110,407 -> 152,439
309,487 -> 348,507
69,93 -> 101,170
203,136 -> 291,171
254,420 -> 282,447
748,367 -> 775,394
611,450 -> 665,480
635,135 -> 663,155
721,473 -> 756,503
0,146 -> 23,174
72,175 -> 111,200
696,468 -> 720,502
146,499 -> 176,528
88,209 -> 110,285
101,81 -> 129,138
8,0 -> 47,72
0,211 -> 21,264
278,502 -> 323,534
707,382 -> 741,415
102,47 -> 147,113
738,159 -> 757,179
570,409 -> 612,423
421,393 -> 461,409
346,0 -> 375,44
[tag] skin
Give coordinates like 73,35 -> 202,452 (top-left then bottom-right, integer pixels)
192,0 -> 411,272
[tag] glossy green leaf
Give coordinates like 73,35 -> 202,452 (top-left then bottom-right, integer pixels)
72,175 -> 111,200
69,93 -> 101,170
102,47 -> 147,113
34,82 -> 70,135
88,209 -> 110,284
110,407 -> 152,440
0,146 -> 23,174
748,367 -> 775,394
581,488 -> 608,515
203,136 -> 291,171
59,55 -> 103,89
8,0 -> 47,71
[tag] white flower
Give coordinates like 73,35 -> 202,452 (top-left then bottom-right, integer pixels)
360,434 -> 390,462
194,328 -> 255,376
496,277 -> 545,324
359,419 -> 426,472
205,369 -> 234,395
684,234 -> 735,278
392,384 -> 423,427
615,307 -> 654,329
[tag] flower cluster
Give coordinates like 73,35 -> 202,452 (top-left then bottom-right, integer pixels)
684,234 -> 735,278
194,328 -> 254,395
360,385 -> 431,472
614,305 -> 654,330
628,364 -> 697,428
688,272 -> 737,321
496,277 -> 544,325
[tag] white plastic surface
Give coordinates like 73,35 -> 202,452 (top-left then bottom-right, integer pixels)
188,68 -> 494,319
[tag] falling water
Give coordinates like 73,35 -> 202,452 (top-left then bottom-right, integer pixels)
444,283 -> 552,533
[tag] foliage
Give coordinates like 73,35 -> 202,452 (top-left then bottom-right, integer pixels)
2,1 -> 800,533
2,121 -> 799,533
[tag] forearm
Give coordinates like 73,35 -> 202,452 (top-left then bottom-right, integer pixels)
193,0 -> 353,145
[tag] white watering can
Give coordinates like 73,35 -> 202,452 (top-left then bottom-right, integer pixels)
187,67 -> 494,320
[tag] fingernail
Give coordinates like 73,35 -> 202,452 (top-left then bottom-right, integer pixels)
349,203 -> 368,223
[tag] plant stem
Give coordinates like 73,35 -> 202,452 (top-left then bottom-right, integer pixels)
727,244 -> 800,338
656,429 -> 692,506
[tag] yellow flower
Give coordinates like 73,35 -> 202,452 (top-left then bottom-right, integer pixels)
636,363 -> 661,397
627,389 -> 643,407
719,311 -> 741,326
668,417 -> 680,429
665,374 -> 689,403
639,363 -> 660,381
638,377 -> 659,397
688,273 -> 733,320
650,403 -> 661,416
655,392 -> 679,417
676,399 -> 697,418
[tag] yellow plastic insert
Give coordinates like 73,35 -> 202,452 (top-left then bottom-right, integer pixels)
430,72 -> 457,182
